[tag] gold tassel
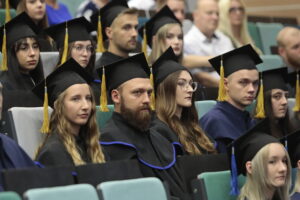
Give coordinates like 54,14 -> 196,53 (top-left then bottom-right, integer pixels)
255,75 -> 265,118
217,58 -> 227,101
60,23 -> 68,65
96,15 -> 105,52
150,67 -> 155,110
293,72 -> 300,112
40,85 -> 50,134
5,0 -> 11,23
100,67 -> 109,112
142,28 -> 148,61
1,27 -> 8,71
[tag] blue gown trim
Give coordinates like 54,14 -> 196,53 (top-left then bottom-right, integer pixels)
93,79 -> 101,83
100,141 -> 182,170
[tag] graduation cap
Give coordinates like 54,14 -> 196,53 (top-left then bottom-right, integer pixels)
90,0 -> 129,52
209,44 -> 262,101
32,58 -> 93,133
287,71 -> 300,111
281,129 -> 300,168
45,17 -> 95,65
262,68 -> 288,92
0,12 -> 38,71
97,53 -> 150,112
152,47 -> 186,89
227,118 -> 277,195
138,5 -> 181,55
254,68 -> 288,119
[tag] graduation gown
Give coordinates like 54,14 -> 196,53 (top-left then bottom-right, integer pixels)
0,133 -> 36,191
95,51 -> 125,69
150,117 -> 181,145
36,132 -> 91,167
1,73 -> 42,111
199,101 -> 255,153
0,72 -> 43,138
100,112 -> 190,200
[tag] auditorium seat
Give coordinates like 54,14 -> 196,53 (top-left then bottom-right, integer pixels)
247,22 -> 263,52
96,105 -> 114,129
3,165 -> 75,195
8,107 -> 53,159
256,22 -> 284,54
257,54 -> 284,72
197,170 -> 246,200
195,100 -> 216,120
40,52 -> 59,78
97,177 -> 169,200
0,191 -> 21,200
76,160 -> 143,187
0,9 -> 17,25
58,0 -> 85,17
24,184 -> 97,200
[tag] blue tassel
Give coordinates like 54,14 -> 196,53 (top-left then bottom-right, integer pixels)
230,146 -> 239,196
284,138 -> 288,151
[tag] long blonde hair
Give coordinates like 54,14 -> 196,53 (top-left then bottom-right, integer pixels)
239,143 -> 291,200
36,85 -> 105,165
218,0 -> 262,54
149,23 -> 183,64
292,169 -> 300,197
156,70 -> 216,155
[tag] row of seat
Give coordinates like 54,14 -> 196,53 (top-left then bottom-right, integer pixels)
247,22 -> 284,55
0,177 -> 168,200
0,153 -> 232,200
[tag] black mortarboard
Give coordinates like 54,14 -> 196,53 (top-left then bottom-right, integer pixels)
209,44 -> 262,77
33,58 -> 93,108
281,129 -> 300,168
97,53 -> 150,92
262,68 -> 288,92
152,47 -> 186,89
227,118 -> 277,195
8,0 -> 20,9
228,118 -> 276,175
0,12 -> 38,48
138,5 -> 181,48
45,17 -> 94,49
90,0 -> 128,41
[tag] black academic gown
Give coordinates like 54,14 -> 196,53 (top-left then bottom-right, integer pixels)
100,112 -> 190,200
199,101 -> 255,153
36,132 -> 91,167
0,72 -> 43,138
95,51 -> 125,69
0,133 -> 36,191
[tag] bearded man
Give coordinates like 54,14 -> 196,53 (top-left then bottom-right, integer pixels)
99,53 -> 190,200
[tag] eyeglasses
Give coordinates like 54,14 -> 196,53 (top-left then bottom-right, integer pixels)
72,45 -> 94,53
177,80 -> 198,92
229,7 -> 245,13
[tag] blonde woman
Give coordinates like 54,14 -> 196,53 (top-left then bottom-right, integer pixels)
34,58 -> 105,166
228,119 -> 291,200
218,0 -> 262,54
